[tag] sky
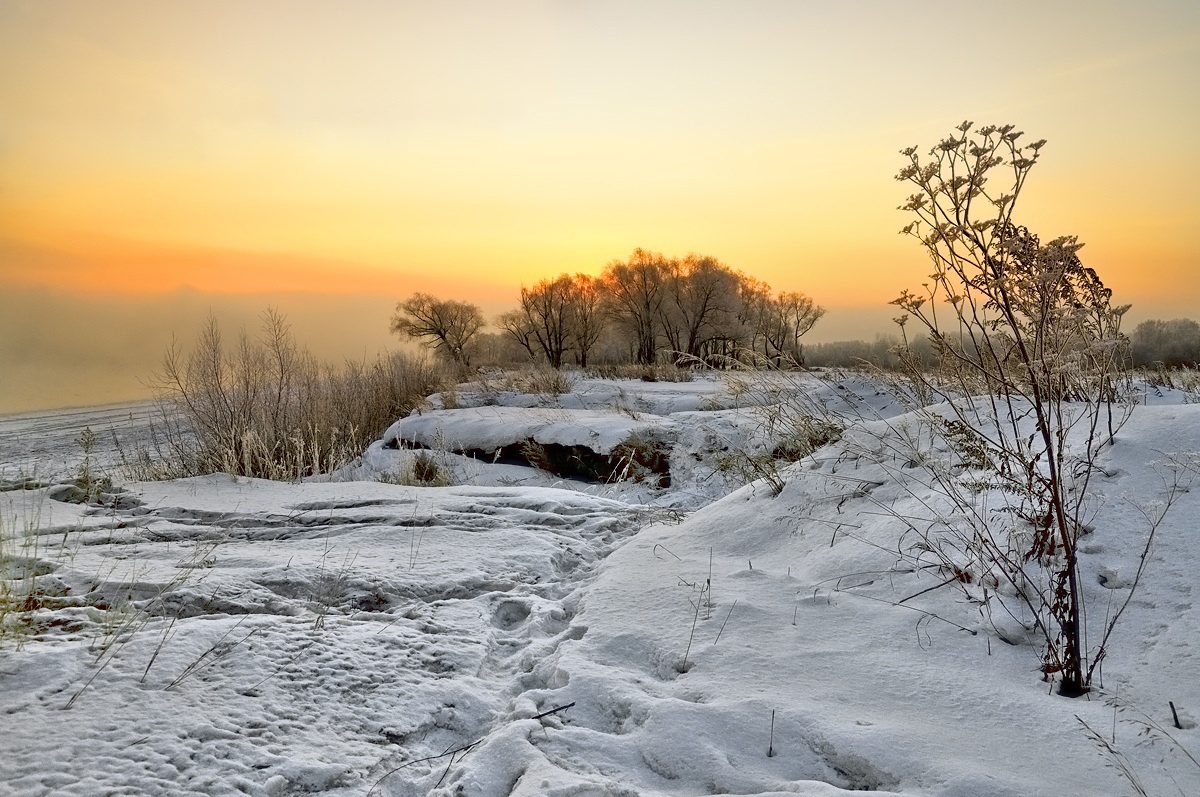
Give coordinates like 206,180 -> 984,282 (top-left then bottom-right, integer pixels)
2,0 -> 1198,413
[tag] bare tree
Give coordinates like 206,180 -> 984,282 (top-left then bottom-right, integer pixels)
390,293 -> 484,367
659,254 -> 745,362
601,248 -> 670,365
565,274 -> 606,368
494,309 -> 539,362
734,275 -> 774,361
518,275 -> 575,368
760,291 -> 826,366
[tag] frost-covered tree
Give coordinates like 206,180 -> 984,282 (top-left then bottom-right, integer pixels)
390,293 -> 484,367
492,311 -> 539,362
659,254 -> 745,362
601,249 -> 670,365
759,291 -> 826,367
565,274 -> 606,368
1131,318 -> 1200,367
518,276 -> 575,368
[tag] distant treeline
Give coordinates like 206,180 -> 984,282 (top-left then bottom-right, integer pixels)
1129,318 -> 1200,367
389,246 -> 1200,373
393,248 -> 825,369
803,318 -> 1200,371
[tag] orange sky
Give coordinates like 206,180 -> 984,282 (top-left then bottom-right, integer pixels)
2,0 -> 1198,412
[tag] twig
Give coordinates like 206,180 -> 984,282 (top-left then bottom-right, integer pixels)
681,583 -> 706,672
706,547 -> 714,619
653,544 -> 682,561
531,701 -> 576,721
897,574 -> 960,604
838,589 -> 977,635
713,600 -> 737,645
367,701 -> 578,795
368,739 -> 482,796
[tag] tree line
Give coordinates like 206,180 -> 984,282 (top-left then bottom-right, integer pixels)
391,248 -> 825,369
390,248 -> 1200,373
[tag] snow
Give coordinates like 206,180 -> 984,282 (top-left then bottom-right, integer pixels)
1,372 -> 1198,796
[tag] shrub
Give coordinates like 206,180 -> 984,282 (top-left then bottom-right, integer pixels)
409,451 -> 451,486
511,366 -> 577,397
713,363 -> 845,496
153,309 -> 451,480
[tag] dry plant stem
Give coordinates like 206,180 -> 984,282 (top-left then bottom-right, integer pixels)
892,121 -> 1134,696
1076,717 -> 1149,797
707,547 -> 713,619
713,600 -> 737,645
836,587 -> 978,637
852,433 -> 1062,656
139,614 -> 179,683
65,537 -> 221,708
1102,691 -> 1200,771
681,583 -> 707,672
368,739 -> 483,796
165,616 -> 260,690
530,701 -> 576,721
1086,465 -> 1189,685
653,544 -> 682,561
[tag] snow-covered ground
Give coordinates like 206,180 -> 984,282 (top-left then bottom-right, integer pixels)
1,373 -> 1198,796
0,400 -> 164,484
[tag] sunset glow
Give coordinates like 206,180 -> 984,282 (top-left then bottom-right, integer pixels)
2,0 -> 1198,411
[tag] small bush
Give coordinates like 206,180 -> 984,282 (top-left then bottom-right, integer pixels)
382,450 -> 453,487
0,497 -> 58,649
770,417 -> 842,461
410,451 -> 451,486
609,434 -> 672,486
518,439 -> 555,473
1137,364 -> 1200,399
514,366 -> 578,396
892,121 -> 1134,696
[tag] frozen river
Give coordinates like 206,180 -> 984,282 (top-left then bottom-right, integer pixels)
0,400 -> 171,482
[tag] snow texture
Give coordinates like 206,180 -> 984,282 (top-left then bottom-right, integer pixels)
1,372 -> 1198,796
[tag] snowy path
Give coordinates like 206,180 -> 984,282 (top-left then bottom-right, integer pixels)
1,479 -> 648,796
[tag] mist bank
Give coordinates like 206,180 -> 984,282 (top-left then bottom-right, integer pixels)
0,288 -> 414,415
